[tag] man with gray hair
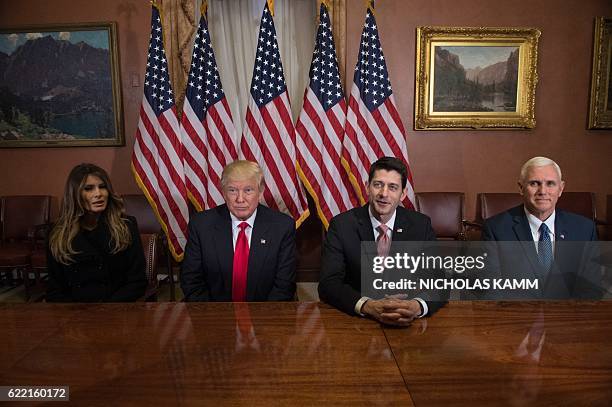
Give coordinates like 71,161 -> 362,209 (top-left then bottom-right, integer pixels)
482,156 -> 600,299
181,160 -> 296,301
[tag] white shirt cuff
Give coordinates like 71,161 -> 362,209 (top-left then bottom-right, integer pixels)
414,297 -> 428,318
354,296 -> 371,316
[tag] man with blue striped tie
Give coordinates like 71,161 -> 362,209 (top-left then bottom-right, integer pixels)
482,157 -> 601,299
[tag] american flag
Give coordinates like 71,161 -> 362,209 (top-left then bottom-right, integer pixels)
240,1 -> 309,225
342,6 -> 416,209
296,3 -> 359,228
180,10 -> 238,211
132,4 -> 189,260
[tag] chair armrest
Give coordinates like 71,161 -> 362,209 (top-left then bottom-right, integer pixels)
28,223 -> 51,249
462,220 -> 482,230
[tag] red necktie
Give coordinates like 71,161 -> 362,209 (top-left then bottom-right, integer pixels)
232,222 -> 250,302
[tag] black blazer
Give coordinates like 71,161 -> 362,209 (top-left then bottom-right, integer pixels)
46,216 -> 147,302
318,204 -> 446,316
181,204 -> 296,301
482,205 -> 600,299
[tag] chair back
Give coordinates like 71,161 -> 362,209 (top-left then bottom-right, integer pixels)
140,233 -> 159,297
122,194 -> 161,234
416,192 -> 465,240
557,192 -> 596,221
0,195 -> 51,242
606,195 -> 612,240
476,193 -> 522,223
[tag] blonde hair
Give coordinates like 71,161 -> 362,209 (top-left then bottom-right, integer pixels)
519,156 -> 563,183
221,160 -> 264,190
49,163 -> 131,265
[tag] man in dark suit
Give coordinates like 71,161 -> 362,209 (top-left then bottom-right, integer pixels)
181,160 -> 296,301
319,157 -> 446,326
482,156 -> 601,299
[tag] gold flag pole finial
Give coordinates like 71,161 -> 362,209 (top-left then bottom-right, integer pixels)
267,0 -> 274,16
365,0 -> 375,14
201,0 -> 208,16
321,0 -> 330,9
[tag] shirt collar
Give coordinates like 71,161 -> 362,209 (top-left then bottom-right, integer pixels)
230,208 -> 257,230
368,205 -> 396,232
524,206 -> 555,236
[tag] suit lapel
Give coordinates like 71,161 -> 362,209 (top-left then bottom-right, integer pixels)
356,204 -> 375,242
390,208 -> 414,241
356,205 -> 377,274
246,207 -> 271,301
512,209 -> 541,277
551,211 -> 570,280
213,206 -> 234,294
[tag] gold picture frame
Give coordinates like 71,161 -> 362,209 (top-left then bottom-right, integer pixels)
0,22 -> 124,147
588,17 -> 612,129
415,26 -> 540,130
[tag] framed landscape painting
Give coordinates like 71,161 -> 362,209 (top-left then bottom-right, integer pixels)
0,22 -> 123,147
414,26 -> 540,130
588,17 -> 612,129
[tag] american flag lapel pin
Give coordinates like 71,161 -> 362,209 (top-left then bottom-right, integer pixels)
396,228 -> 403,233
261,239 -> 266,244
559,234 -> 565,240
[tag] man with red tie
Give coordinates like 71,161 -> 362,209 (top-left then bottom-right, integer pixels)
181,160 -> 296,301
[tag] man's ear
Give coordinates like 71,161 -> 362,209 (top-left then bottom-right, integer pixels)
559,180 -> 565,196
517,181 -> 524,196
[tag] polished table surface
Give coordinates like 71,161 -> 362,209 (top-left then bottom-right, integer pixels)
1,301 -> 611,406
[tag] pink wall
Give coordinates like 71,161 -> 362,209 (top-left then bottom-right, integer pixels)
0,0 -> 150,216
345,0 -> 612,219
1,0 -> 611,222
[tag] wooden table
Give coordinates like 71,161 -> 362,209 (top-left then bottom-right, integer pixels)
1,301 -> 611,406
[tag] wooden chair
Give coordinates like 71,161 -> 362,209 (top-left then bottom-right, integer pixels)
415,192 -> 466,240
557,192 -> 597,222
122,194 -> 179,300
140,233 -> 159,301
0,195 -> 51,300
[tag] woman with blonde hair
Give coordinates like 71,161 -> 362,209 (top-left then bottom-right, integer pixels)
46,163 -> 146,302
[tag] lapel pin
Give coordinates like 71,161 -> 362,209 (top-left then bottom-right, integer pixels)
559,234 -> 564,240
261,239 -> 266,244
396,228 -> 403,233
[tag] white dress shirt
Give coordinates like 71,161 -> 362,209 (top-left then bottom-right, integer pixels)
230,209 -> 257,250
354,207 -> 428,318
524,207 -> 556,254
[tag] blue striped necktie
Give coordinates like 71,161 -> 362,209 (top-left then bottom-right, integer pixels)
538,223 -> 553,271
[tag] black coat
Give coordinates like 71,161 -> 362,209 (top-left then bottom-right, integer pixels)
46,216 -> 147,302
318,204 -> 447,316
180,204 -> 296,302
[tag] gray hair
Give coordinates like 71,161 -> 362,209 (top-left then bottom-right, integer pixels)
519,156 -> 562,182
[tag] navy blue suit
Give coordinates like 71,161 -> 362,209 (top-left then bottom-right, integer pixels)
181,204 -> 296,301
482,205 -> 601,299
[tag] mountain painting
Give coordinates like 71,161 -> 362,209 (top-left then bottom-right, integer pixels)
433,45 -> 519,113
0,24 -> 123,147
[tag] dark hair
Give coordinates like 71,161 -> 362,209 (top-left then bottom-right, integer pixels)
368,157 -> 408,189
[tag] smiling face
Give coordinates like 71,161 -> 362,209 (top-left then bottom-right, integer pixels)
80,175 -> 109,215
519,164 -> 565,221
366,169 -> 407,224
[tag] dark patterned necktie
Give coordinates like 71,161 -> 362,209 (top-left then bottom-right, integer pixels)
538,223 -> 553,271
